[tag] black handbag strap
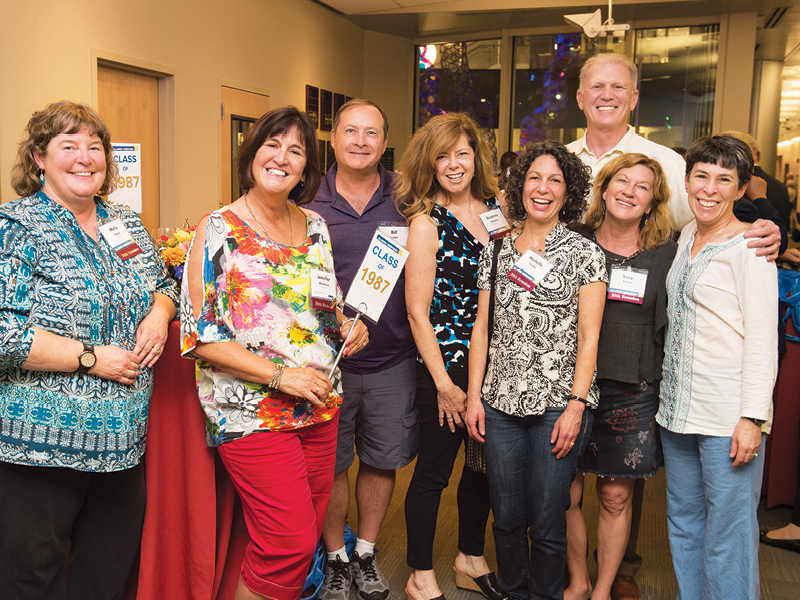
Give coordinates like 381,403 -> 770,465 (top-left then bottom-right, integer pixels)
486,239 -> 502,360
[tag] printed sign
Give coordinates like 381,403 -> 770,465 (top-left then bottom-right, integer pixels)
109,144 -> 142,213
345,229 -> 409,323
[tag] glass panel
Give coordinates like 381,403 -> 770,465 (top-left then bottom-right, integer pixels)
634,25 -> 719,150
510,35 -> 626,152
231,115 -> 256,202
416,39 -> 502,167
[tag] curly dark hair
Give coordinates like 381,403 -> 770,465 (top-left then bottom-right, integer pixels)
504,140 -> 592,225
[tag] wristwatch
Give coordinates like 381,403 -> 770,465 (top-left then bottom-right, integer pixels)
744,416 -> 767,426
77,342 -> 96,373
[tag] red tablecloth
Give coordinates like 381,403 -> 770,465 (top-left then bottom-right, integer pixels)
125,321 -> 250,600
762,305 -> 800,508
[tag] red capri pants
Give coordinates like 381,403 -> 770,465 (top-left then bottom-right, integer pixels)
217,415 -> 339,600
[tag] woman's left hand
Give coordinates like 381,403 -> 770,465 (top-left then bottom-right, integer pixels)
730,418 -> 763,467
134,306 -> 171,368
341,319 -> 369,357
551,401 -> 585,459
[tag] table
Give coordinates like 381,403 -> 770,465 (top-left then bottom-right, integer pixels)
125,321 -> 249,600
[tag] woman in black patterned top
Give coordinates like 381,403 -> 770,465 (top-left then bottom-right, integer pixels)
466,141 -> 607,600
397,113 -> 506,600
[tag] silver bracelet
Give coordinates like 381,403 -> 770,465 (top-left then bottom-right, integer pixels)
339,317 -> 356,329
269,363 -> 285,389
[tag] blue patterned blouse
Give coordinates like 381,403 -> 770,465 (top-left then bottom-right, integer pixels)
0,191 -> 178,472
426,199 -> 496,370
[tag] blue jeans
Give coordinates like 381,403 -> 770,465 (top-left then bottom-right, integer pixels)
484,404 -> 593,600
661,428 -> 765,600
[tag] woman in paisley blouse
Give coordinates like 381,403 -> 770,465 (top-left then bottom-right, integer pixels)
0,101 -> 178,599
466,140 -> 607,600
562,153 -> 677,600
399,113 -> 505,600
181,107 -> 367,600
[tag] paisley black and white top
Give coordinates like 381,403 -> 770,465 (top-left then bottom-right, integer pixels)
477,224 -> 607,417
426,199 -> 497,371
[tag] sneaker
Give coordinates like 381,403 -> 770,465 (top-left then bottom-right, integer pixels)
351,551 -> 390,600
319,556 -> 353,600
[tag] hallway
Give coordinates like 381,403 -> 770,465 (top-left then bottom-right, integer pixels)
343,448 -> 800,599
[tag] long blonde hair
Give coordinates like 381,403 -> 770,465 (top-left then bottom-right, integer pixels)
394,113 -> 498,219
585,153 -> 674,251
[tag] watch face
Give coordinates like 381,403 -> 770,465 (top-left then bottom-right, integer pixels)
80,352 -> 96,368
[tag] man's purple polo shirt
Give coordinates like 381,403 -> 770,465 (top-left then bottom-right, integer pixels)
305,162 -> 417,374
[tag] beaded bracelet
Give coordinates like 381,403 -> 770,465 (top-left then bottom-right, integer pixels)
269,363 -> 285,389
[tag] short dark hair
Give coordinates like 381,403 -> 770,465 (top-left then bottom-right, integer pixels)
332,99 -> 388,138
504,140 -> 592,225
11,100 -> 118,197
685,135 -> 753,189
237,106 -> 321,205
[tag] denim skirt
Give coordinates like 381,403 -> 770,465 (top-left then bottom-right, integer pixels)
578,379 -> 663,478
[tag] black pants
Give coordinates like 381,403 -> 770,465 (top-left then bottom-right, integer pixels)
405,364 -> 491,570
0,460 -> 146,600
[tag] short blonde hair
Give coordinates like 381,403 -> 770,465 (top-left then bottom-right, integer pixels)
585,153 -> 674,251
580,53 -> 638,91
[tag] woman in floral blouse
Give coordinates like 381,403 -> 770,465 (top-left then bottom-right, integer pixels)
181,107 -> 367,600
467,140 -> 607,600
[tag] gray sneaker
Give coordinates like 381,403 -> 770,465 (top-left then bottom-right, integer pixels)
351,552 -> 389,600
319,556 -> 352,600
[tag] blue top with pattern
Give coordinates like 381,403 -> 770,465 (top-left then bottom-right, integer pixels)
0,191 -> 178,472
426,199 -> 496,370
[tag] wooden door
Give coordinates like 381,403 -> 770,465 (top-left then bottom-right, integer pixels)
220,86 -> 270,205
98,65 -> 160,232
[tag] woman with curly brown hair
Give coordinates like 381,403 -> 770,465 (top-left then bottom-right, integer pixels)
466,140 -> 607,600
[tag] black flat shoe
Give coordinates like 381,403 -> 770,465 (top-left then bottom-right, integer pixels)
760,529 -> 800,553
454,568 -> 507,600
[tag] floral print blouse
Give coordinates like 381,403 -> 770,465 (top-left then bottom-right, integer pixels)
181,207 -> 343,447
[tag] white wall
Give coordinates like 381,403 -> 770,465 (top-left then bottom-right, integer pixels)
0,0 -> 413,224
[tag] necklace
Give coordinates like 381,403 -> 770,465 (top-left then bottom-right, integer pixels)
592,231 -> 642,265
245,192 -> 293,247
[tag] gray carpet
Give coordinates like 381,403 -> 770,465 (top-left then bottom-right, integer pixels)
340,448 -> 800,600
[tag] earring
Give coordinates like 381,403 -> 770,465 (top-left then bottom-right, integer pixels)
38,170 -> 45,186
640,212 -> 651,228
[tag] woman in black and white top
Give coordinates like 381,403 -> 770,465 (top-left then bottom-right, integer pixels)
466,140 -> 607,600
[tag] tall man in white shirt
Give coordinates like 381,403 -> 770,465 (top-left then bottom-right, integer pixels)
565,52 -> 780,600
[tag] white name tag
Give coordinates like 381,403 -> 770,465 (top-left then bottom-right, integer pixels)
478,208 -> 512,239
98,219 -> 142,260
310,269 -> 337,312
378,222 -> 409,247
507,250 -> 553,291
345,229 -> 409,323
608,266 -> 648,304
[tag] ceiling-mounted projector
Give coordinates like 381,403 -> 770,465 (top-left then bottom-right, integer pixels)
564,1 -> 630,38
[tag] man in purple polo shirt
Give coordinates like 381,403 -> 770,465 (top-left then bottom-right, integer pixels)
306,99 -> 418,600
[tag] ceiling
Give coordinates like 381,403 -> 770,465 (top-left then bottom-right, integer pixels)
317,0 -> 800,132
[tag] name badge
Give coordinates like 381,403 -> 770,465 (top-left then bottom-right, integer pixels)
478,208 -> 512,239
378,222 -> 409,247
98,219 -> 142,260
608,266 -> 648,304
345,229 -> 409,323
311,269 -> 337,312
507,249 -> 553,291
